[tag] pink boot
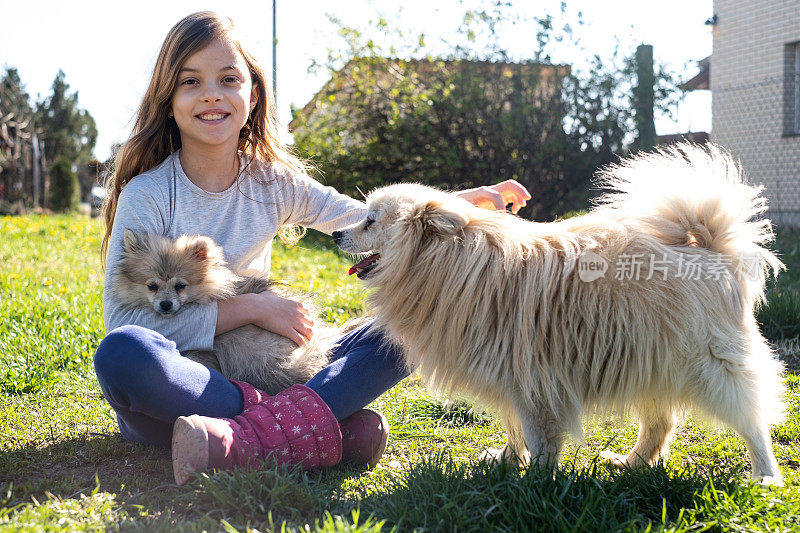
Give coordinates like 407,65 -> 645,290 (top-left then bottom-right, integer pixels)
340,409 -> 389,468
232,379 -> 270,409
172,384 -> 342,485
235,379 -> 390,468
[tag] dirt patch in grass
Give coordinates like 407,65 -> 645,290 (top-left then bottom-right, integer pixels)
0,433 -> 172,505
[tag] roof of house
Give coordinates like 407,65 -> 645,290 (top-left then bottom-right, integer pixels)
682,56 -> 710,91
288,57 -> 571,131
657,131 -> 710,145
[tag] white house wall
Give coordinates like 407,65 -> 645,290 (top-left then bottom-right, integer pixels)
712,0 -> 800,226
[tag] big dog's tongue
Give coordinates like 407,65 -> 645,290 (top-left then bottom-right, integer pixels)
348,253 -> 381,276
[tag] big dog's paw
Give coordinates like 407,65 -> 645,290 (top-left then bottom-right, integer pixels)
757,474 -> 784,487
479,447 -> 506,465
480,447 -> 529,467
599,449 -> 632,469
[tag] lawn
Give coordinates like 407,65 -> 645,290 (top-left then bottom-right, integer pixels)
0,213 -> 799,532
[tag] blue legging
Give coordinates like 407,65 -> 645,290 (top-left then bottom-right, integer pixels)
93,322 -> 409,448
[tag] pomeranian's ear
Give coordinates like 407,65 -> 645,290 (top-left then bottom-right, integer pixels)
181,235 -> 224,263
409,199 -> 469,238
122,229 -> 144,253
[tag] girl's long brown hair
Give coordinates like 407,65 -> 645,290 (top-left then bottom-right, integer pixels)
101,11 -> 307,268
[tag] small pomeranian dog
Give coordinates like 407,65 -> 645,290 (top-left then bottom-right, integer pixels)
111,229 -> 339,395
333,144 -> 786,485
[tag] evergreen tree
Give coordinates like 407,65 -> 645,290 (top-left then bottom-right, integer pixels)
1,68 -> 36,204
35,70 -> 97,165
48,157 -> 79,212
0,68 -> 34,122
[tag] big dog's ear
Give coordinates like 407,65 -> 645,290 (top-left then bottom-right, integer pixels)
410,198 -> 470,238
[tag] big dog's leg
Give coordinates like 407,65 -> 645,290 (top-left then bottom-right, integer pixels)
515,400 -> 566,466
690,338 -> 784,486
480,402 -> 530,466
696,384 -> 782,485
601,400 -> 677,468
733,417 -> 783,486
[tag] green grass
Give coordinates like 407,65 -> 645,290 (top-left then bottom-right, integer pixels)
1,213 -> 799,531
757,228 -> 800,342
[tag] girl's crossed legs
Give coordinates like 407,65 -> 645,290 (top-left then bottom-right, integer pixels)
93,323 -> 409,448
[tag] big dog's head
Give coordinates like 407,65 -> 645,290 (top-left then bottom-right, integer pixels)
332,184 -> 474,280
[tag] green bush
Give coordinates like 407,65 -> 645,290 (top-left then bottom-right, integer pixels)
757,287 -> 800,341
292,58 -> 601,220
756,228 -> 800,341
47,158 -> 79,212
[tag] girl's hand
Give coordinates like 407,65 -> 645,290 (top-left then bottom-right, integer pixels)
216,291 -> 314,347
455,180 -> 531,214
249,290 -> 314,347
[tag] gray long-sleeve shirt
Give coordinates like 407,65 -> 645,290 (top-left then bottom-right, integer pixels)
103,150 -> 365,351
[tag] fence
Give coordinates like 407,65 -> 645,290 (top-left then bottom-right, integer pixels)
0,115 -> 47,211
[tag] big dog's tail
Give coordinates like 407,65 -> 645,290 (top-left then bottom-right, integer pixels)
595,143 -> 783,306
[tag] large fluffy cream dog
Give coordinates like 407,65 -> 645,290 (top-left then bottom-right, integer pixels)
333,144 -> 786,485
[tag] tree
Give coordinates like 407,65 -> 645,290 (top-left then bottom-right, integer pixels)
48,157 -> 79,212
1,68 -> 100,209
1,68 -> 39,206
561,48 -> 683,179
0,68 -> 33,123
292,58 -> 574,219
36,70 -> 97,166
1,68 -> 34,190
292,2 -> 683,220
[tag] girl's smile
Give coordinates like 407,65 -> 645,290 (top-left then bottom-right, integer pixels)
195,108 -> 231,124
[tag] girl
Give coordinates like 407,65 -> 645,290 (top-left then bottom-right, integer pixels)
93,11 -> 530,485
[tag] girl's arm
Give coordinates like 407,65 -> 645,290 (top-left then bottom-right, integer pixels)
216,291 -> 313,347
281,171 -> 367,235
282,172 -> 531,236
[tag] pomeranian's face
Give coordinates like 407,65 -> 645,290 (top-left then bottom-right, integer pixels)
112,230 -> 234,316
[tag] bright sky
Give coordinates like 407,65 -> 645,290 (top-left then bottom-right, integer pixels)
1,0 -> 713,161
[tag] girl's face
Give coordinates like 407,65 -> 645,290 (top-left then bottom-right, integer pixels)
171,38 -> 257,154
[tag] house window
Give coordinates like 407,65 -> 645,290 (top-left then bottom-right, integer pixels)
786,42 -> 800,136
795,44 -> 800,134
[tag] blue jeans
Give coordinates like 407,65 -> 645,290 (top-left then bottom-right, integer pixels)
93,322 -> 409,448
